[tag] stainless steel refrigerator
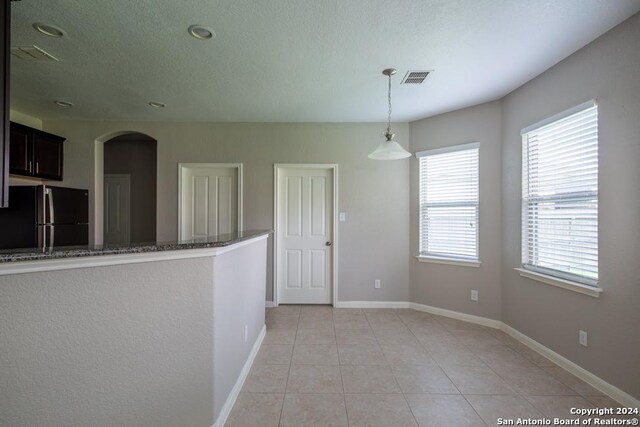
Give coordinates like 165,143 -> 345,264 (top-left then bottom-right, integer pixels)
0,185 -> 89,250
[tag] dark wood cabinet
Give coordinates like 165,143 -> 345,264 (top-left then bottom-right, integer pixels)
9,122 -> 65,181
9,124 -> 30,175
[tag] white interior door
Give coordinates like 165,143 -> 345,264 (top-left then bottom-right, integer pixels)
104,174 -> 130,245
179,164 -> 241,240
276,167 -> 334,304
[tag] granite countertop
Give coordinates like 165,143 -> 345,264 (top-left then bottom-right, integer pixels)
0,230 -> 272,263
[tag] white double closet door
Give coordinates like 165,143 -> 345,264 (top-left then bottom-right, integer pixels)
276,166 -> 334,305
179,164 -> 240,240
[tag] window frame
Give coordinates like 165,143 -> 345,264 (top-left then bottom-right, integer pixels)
416,142 -> 480,264
520,100 -> 599,289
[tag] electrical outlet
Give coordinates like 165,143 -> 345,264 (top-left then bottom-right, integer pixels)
244,325 -> 248,343
374,279 -> 381,289
579,330 -> 588,347
339,212 -> 346,222
470,290 -> 479,301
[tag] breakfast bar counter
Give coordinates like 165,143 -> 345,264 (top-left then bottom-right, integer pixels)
0,230 -> 270,427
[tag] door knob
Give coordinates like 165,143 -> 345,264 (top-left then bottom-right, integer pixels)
325,241 -> 332,246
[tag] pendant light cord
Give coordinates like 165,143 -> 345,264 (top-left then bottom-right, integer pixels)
386,73 -> 392,135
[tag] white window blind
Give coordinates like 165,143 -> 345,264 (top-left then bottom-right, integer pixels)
417,143 -> 479,261
521,101 -> 598,286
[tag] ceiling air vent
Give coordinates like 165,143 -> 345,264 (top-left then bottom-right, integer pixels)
401,70 -> 431,84
11,45 -> 59,62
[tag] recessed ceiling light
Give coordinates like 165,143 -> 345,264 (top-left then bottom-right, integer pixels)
148,101 -> 166,108
188,25 -> 215,40
54,100 -> 73,107
33,23 -> 65,38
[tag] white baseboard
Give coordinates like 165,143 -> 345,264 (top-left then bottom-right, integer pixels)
212,324 -> 267,427
501,324 -> 640,408
265,301 -> 275,308
409,302 -> 502,329
334,301 -> 410,309
335,300 -> 639,407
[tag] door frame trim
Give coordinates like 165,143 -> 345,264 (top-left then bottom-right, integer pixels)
177,163 -> 244,241
273,164 -> 338,307
104,173 -> 131,245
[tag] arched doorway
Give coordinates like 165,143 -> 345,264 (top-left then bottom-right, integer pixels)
102,133 -> 157,245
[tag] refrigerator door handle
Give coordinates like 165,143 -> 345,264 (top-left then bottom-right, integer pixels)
49,225 -> 55,249
46,188 -> 55,224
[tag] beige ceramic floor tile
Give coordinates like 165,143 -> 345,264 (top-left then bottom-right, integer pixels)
493,366 -> 577,396
332,308 -> 363,315
465,394 -> 543,427
367,318 -> 407,330
292,344 -> 339,365
255,344 -> 293,365
341,365 -> 401,393
263,328 -> 297,345
373,328 -> 419,345
583,395 -> 624,408
380,344 -> 437,367
430,343 -> 486,367
524,395 -> 595,419
471,346 -> 536,370
509,343 -> 556,366
266,316 -> 299,330
333,316 -> 371,330
225,392 -> 284,427
298,316 -> 335,330
416,333 -> 462,349
437,317 -> 485,332
392,365 -> 459,394
337,344 -> 388,366
442,365 -> 516,395
242,363 -> 289,393
405,394 -> 486,427
450,329 -> 503,347
295,328 -> 336,345
268,304 -> 301,316
300,305 -> 334,315
543,366 -> 605,396
335,328 -> 376,345
344,394 -> 418,427
286,365 -> 344,394
280,393 -> 348,427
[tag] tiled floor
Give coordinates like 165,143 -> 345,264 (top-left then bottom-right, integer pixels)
225,306 -> 631,427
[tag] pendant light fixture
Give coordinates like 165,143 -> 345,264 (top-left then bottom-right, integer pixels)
368,68 -> 411,160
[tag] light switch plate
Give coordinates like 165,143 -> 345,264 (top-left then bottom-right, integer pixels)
579,330 -> 588,347
339,212 -> 346,222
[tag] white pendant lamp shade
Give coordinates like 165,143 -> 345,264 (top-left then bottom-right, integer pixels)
368,136 -> 411,160
369,68 -> 411,160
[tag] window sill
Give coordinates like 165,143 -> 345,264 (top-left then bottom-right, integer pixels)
416,256 -> 481,268
515,268 -> 602,298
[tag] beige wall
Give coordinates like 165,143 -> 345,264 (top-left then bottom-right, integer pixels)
42,121 -> 411,303
500,13 -> 640,399
407,13 -> 640,400
409,101 -> 503,320
9,109 -> 42,130
0,258 -> 216,427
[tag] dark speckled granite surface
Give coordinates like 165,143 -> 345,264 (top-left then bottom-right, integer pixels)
0,230 -> 272,263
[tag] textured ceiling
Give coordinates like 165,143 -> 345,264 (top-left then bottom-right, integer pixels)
9,0 -> 640,122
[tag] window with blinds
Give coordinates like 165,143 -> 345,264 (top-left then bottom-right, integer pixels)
417,142 -> 479,261
521,101 -> 598,286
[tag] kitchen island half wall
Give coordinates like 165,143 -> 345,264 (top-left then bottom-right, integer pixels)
0,231 -> 269,427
